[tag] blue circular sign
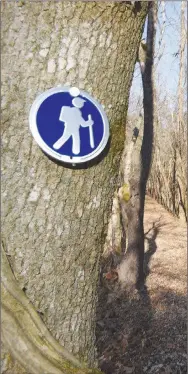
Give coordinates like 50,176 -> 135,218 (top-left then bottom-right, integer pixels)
29,86 -> 109,164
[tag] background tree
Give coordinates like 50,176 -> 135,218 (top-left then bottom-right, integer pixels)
1,1 -> 148,373
147,0 -> 187,221
126,1 -> 187,223
117,1 -> 157,289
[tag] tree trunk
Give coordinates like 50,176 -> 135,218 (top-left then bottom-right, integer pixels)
177,0 -> 186,135
1,1 -> 147,371
118,1 -> 156,290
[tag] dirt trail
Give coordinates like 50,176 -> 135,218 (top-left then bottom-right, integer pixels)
97,196 -> 187,374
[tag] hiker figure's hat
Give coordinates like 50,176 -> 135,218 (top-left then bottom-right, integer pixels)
72,97 -> 86,107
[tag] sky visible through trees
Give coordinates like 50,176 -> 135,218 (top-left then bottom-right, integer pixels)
129,1 -> 187,114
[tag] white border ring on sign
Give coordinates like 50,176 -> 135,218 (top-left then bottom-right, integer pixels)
29,86 -> 110,164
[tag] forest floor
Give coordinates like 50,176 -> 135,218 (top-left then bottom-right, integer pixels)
96,196 -> 187,374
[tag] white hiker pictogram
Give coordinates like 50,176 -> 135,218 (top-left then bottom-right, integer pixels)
30,85 -> 109,164
53,97 -> 94,155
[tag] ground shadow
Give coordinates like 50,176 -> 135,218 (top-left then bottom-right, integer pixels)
143,217 -> 164,279
96,272 -> 153,374
96,219 -> 186,374
96,283 -> 186,374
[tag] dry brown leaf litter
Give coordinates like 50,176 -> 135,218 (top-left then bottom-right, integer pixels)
96,197 -> 187,374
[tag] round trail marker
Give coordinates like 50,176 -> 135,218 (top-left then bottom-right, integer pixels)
29,86 -> 109,164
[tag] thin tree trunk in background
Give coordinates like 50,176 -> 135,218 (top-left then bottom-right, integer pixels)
172,148 -> 177,214
1,1 -> 148,372
177,0 -> 186,135
118,1 -> 157,290
138,1 -> 157,286
174,0 -> 186,219
147,0 -> 187,222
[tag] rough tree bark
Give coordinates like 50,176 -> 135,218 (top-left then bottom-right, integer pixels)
1,1 -> 148,372
118,1 -> 156,290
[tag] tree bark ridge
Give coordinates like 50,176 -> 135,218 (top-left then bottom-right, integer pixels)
2,0 -> 148,370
